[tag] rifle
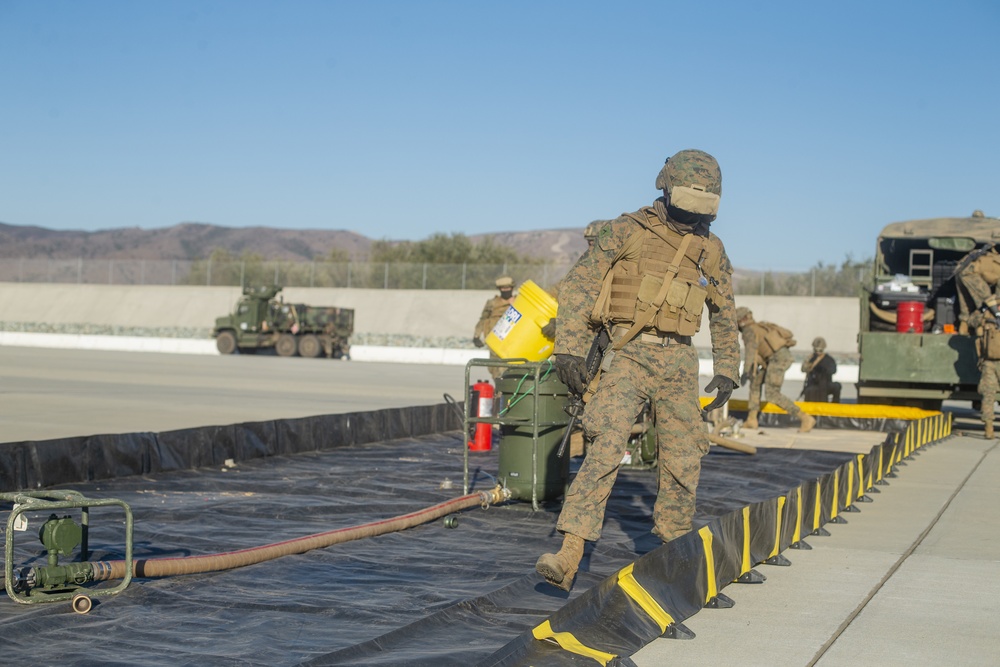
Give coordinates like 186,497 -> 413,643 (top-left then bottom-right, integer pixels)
798,375 -> 811,400
556,327 -> 611,457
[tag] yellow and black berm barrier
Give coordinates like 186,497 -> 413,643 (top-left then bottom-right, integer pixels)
484,406 -> 952,666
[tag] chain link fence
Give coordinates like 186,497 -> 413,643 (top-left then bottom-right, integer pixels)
733,266 -> 873,297
0,258 -> 874,296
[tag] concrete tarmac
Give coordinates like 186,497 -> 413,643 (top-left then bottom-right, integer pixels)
633,422 -> 1000,667
0,346 -> 469,443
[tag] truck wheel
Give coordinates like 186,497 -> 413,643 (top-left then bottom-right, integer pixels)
216,331 -> 237,355
299,335 -> 322,358
276,333 -> 298,357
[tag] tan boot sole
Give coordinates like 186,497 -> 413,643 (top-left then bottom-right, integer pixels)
536,553 -> 576,591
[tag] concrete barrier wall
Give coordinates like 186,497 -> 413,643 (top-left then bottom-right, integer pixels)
0,283 -> 860,353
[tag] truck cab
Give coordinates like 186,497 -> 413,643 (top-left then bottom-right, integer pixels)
212,285 -> 284,354
858,213 -> 1000,409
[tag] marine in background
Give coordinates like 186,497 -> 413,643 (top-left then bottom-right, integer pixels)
473,276 -> 517,379
969,309 -> 1000,439
955,222 -> 1000,334
536,149 -> 741,592
736,307 -> 816,432
801,337 -> 841,403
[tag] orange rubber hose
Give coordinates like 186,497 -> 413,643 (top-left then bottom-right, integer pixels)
92,487 -> 508,581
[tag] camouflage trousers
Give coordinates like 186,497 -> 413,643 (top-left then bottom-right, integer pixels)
556,338 -> 708,543
748,346 -> 802,417
486,351 -> 504,380
979,359 -> 1000,425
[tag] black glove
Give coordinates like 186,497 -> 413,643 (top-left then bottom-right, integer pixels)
540,318 -> 557,340
473,337 -> 485,348
703,375 -> 737,412
740,372 -> 750,387
553,354 -> 588,396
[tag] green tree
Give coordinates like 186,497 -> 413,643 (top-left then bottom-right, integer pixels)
369,232 -> 538,265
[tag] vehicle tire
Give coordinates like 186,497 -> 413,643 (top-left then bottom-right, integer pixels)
299,334 -> 322,358
276,333 -> 298,357
216,331 -> 237,355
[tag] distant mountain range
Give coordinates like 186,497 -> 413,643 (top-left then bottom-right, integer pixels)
0,221 -> 589,265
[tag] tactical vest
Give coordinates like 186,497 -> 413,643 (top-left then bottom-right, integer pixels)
751,321 -> 796,361
591,212 -> 722,337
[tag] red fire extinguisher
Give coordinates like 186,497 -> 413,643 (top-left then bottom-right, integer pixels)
469,380 -> 494,451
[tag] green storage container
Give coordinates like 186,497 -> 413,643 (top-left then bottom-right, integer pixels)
495,365 -> 571,503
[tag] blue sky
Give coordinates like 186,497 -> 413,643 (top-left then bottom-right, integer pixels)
1,0 -> 997,270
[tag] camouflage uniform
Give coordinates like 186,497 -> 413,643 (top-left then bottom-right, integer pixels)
473,277 -> 516,379
979,358 -> 1000,437
553,202 -> 740,541
583,220 -> 606,249
739,322 -> 802,418
970,311 -> 1000,438
957,248 -> 1000,331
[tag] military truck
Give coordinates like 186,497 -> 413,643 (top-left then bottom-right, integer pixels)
213,285 -> 353,358
857,212 -> 1000,409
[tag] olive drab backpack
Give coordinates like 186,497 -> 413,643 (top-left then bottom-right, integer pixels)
756,322 -> 796,360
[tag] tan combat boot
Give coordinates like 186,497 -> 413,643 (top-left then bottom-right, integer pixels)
536,533 -> 585,591
799,412 -> 816,433
744,412 -> 759,430
986,422 -> 994,440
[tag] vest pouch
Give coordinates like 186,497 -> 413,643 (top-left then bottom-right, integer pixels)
673,285 -> 707,336
637,273 -> 663,305
682,284 -> 707,322
631,273 -> 663,323
665,279 -> 689,309
985,326 -> 1000,360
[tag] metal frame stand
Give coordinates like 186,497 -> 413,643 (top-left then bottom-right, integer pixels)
462,357 -> 568,510
1,490 -> 134,606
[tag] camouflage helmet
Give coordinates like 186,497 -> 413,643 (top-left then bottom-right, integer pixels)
735,306 -> 753,324
655,149 -> 722,217
495,276 -> 514,289
973,210 -> 985,218
812,337 -> 827,352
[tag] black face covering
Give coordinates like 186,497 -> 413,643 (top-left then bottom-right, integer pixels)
499,289 -> 513,299
655,197 -> 713,236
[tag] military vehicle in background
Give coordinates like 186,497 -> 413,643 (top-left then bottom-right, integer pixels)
212,285 -> 353,359
857,212 -> 1000,409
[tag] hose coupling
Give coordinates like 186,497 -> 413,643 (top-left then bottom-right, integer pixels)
478,486 -> 512,508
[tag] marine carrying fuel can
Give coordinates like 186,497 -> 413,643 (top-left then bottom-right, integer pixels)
495,364 -> 571,502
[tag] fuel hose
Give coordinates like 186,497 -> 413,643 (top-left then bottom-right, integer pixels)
89,486 -> 509,582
